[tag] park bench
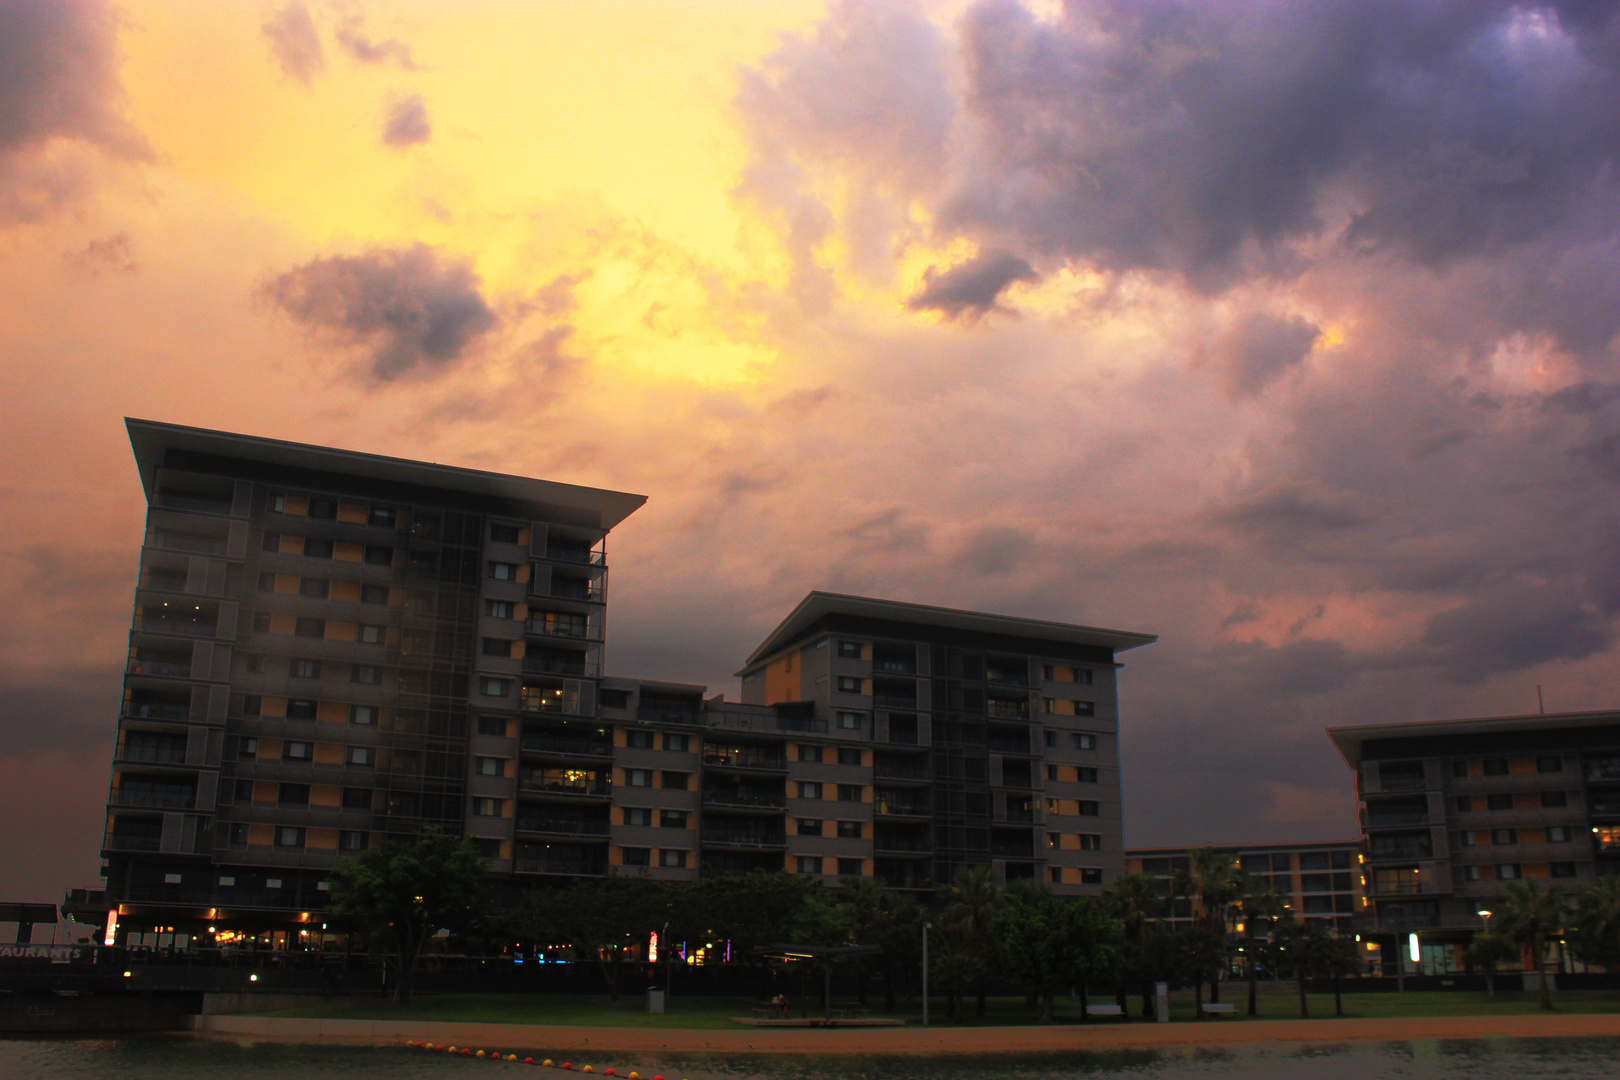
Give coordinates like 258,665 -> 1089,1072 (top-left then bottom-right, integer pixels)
1085,1005 -> 1124,1018
1200,1003 -> 1237,1017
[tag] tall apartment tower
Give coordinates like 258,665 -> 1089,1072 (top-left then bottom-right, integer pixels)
106,419 -> 644,937
726,593 -> 1156,894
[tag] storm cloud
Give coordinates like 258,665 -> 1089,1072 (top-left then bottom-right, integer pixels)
382,94 -> 431,148
262,3 -> 325,85
908,250 -> 1037,318
262,244 -> 498,380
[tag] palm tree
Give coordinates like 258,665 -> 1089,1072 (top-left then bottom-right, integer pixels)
1102,872 -> 1171,1017
1238,885 -> 1288,1016
1462,931 -> 1518,999
1567,875 -> 1620,973
941,864 -> 1002,1017
1270,917 -> 1334,1018
1173,847 -> 1244,1003
1500,878 -> 1566,1010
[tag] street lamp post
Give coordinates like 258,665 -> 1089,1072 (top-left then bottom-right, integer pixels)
1477,909 -> 1492,933
922,922 -> 931,1027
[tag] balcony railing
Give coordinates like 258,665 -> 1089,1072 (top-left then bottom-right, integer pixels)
984,668 -> 1028,686
522,657 -> 599,678
1379,775 -> 1429,792
873,764 -> 929,781
518,778 -> 611,798
542,546 -> 607,566
521,693 -> 586,717
639,706 -> 702,725
520,736 -> 613,758
127,660 -> 192,678
140,572 -> 189,593
987,701 -> 1029,719
703,750 -> 786,770
138,617 -> 216,638
514,857 -> 607,876
516,819 -> 610,837
148,532 -> 227,555
124,703 -> 190,721
998,809 -> 1036,823
701,789 -> 786,809
700,830 -> 786,848
525,619 -> 604,642
1365,811 -> 1428,827
534,580 -> 605,603
155,492 -> 234,514
885,730 -> 919,746
988,739 -> 1030,754
103,834 -> 163,852
1368,844 -> 1433,861
873,695 -> 917,709
111,791 -> 194,809
118,745 -> 188,765
874,799 -> 930,817
873,837 -> 931,853
1370,877 -> 1428,896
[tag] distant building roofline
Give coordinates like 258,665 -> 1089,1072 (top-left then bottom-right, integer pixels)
1327,707 -> 1620,768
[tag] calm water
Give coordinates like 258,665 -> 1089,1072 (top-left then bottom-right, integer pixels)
3,1036 -> 1620,1080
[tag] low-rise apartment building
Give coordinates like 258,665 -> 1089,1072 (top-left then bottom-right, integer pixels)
1125,840 -> 1364,935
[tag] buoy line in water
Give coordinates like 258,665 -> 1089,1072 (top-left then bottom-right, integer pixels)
406,1040 -> 683,1080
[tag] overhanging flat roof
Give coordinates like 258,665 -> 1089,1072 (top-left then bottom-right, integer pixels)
127,418 -> 647,530
1327,708 -> 1620,769
740,591 -> 1157,671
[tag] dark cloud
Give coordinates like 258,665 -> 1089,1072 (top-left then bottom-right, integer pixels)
1207,311 -> 1320,399
0,669 -> 119,754
1420,582 -> 1614,684
382,94 -> 431,148
956,524 -> 1035,575
1209,483 -> 1372,545
262,3 -> 325,85
839,507 -> 930,554
261,244 -> 498,380
336,13 -> 418,69
63,232 -> 135,276
907,250 -> 1036,318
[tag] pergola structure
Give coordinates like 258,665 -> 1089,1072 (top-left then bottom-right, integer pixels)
751,943 -> 882,1020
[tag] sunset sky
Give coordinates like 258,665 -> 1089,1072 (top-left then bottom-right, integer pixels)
4,0 -> 1620,906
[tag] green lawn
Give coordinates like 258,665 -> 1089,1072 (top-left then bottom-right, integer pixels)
256,988 -> 1620,1027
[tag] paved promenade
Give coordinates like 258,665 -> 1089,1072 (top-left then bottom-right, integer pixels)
190,1012 -> 1620,1055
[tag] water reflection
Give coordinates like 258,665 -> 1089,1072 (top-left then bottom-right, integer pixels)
3,1036 -> 1620,1080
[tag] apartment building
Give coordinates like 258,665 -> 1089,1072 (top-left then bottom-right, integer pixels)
98,420 -> 1156,945
1125,841 -> 1365,933
105,419 -> 645,942
1328,710 -> 1620,972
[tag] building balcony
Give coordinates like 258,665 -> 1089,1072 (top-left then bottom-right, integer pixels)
1365,844 -> 1434,862
873,695 -> 917,709
1378,776 -> 1430,793
639,705 -> 703,726
117,746 -> 188,766
518,777 -> 611,799
874,799 -> 931,818
986,701 -> 1029,720
520,690 -> 590,717
1364,812 -> 1429,827
124,702 -> 190,722
874,660 -> 916,674
110,791 -> 194,810
873,764 -> 929,782
514,857 -> 607,876
703,749 -> 787,771
103,834 -> 163,853
522,656 -> 600,678
139,569 -> 189,593
138,617 -> 218,639
524,619 -> 604,643
520,735 -> 613,758
538,545 -> 607,567
127,659 -> 192,679
700,829 -> 786,848
146,531 -> 228,556
532,580 -> 605,604
873,837 -> 931,854
701,789 -> 787,810
515,818 -> 610,838
154,491 -> 236,515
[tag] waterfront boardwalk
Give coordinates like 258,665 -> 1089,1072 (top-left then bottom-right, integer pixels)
191,1012 -> 1620,1054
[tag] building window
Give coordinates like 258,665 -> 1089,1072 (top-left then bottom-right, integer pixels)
664,733 -> 689,752
256,572 -> 277,592
1457,831 -> 1476,847
625,807 -> 652,826
1077,800 -> 1100,816
278,783 -> 310,805
361,583 -> 389,604
369,506 -> 395,527
306,498 -> 336,520
295,617 -> 325,638
240,737 -> 259,758
472,797 -> 502,816
291,659 -> 320,679
269,493 -> 286,513
482,637 -> 515,658
364,545 -> 392,566
339,830 -> 368,851
357,624 -> 384,644
1074,701 -> 1096,716
234,780 -> 254,802
350,705 -> 377,725
1547,826 -> 1573,843
797,856 -> 823,876
626,730 -> 653,749
342,787 -> 371,809
347,746 -> 373,766
659,849 -> 688,869
1077,767 -> 1099,783
837,711 -> 863,730
275,827 -> 305,848
1483,758 -> 1510,776
1498,863 -> 1522,880
1046,764 -> 1059,781
625,769 -> 652,787
305,538 -> 334,559
1080,833 -> 1102,850
252,612 -> 273,633
837,747 -> 861,766
837,858 -> 863,877
600,689 -> 631,708
489,561 -> 518,580
1044,730 -> 1057,748
837,641 -> 861,658
621,847 -> 650,866
799,744 -> 823,763
262,531 -> 280,551
480,677 -> 510,697
1080,867 -> 1103,884
660,810 -> 688,828
1455,795 -> 1474,812
299,577 -> 329,598
1542,790 -> 1568,808
797,819 -> 822,836
798,781 -> 823,800
229,823 -> 249,844
1042,664 -> 1054,681
243,653 -> 267,674
281,698 -> 314,720
266,878 -> 283,889
836,676 -> 862,693
1550,862 -> 1578,878
485,599 -> 515,619
1537,755 -> 1563,774
1050,867 -> 1063,884
476,756 -> 505,777
490,523 -> 522,543
477,715 -> 506,736
1047,832 -> 1061,848
1076,669 -> 1094,685
352,664 -> 381,685
836,783 -> 863,802
1452,760 -> 1470,778
662,771 -> 689,790
1074,733 -> 1097,751
283,741 -> 313,761
1486,793 -> 1514,811
837,820 -> 862,839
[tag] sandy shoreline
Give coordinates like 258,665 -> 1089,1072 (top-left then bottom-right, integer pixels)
189,1012 -> 1620,1056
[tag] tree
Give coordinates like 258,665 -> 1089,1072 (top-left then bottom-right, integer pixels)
834,876 -> 922,1009
1462,931 -> 1519,999
1567,876 -> 1620,973
994,880 -> 1122,1022
1317,932 -> 1362,1016
1101,872 -> 1171,1018
1237,885 -> 1288,1017
327,828 -> 486,1004
1500,878 -> 1566,1010
941,864 -> 1003,1017
1270,918 -> 1334,1018
506,875 -> 664,1000
1173,847 -> 1244,1003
